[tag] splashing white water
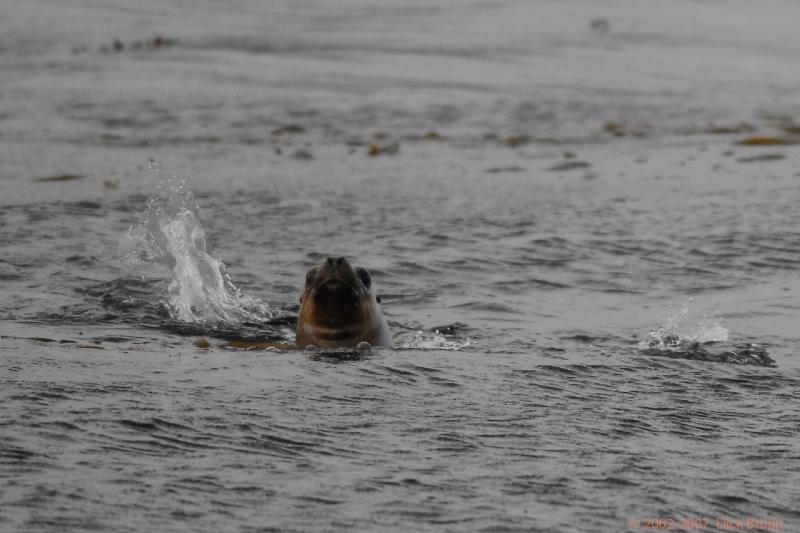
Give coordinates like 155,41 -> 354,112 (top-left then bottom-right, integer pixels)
399,329 -> 471,351
123,174 -> 272,324
689,316 -> 729,344
639,299 -> 728,350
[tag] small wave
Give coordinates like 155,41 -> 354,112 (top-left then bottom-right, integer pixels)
0,446 -> 37,462
122,170 -> 273,325
640,343 -> 776,367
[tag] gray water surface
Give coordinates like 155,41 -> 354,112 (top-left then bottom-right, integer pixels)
1,1 -> 799,531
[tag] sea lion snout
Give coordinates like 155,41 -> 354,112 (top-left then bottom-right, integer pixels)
307,256 -> 362,295
319,256 -> 357,284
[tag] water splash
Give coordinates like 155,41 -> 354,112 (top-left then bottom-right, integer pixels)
398,329 -> 471,351
689,316 -> 729,344
639,299 -> 728,350
123,173 -> 272,324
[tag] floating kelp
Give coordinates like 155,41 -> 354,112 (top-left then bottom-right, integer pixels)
96,35 -> 177,54
735,136 -> 797,146
194,338 -> 210,349
603,122 -> 626,137
501,134 -> 532,147
368,142 -> 399,156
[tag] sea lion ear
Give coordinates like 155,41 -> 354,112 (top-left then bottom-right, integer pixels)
376,295 -> 382,304
355,267 -> 372,289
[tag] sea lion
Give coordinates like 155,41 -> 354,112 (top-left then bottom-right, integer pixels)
296,256 -> 394,349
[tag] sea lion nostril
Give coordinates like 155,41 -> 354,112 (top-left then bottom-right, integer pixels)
336,257 -> 345,268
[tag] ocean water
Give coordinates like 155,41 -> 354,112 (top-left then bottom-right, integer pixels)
1,1 -> 799,531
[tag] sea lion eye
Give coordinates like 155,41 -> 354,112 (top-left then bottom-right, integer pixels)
305,267 -> 318,287
356,267 -> 371,289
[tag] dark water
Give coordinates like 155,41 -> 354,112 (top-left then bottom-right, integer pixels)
2,1 -> 800,531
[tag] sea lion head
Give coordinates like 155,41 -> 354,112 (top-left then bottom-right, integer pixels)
296,256 -> 393,349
